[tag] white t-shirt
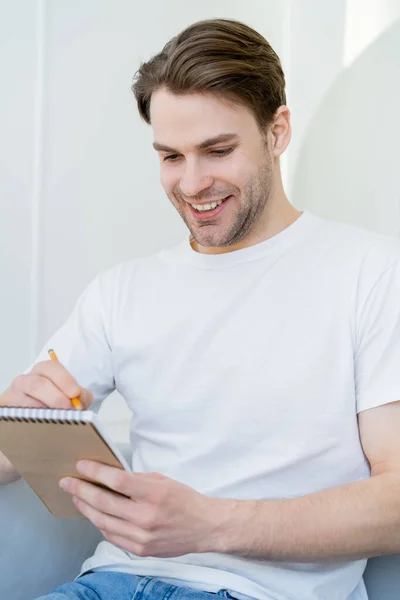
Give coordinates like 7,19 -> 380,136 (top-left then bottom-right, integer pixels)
31,211 -> 400,600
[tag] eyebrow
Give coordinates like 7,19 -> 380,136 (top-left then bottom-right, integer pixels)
152,133 -> 240,153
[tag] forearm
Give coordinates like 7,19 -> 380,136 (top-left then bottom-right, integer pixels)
214,473 -> 400,562
0,388 -> 20,484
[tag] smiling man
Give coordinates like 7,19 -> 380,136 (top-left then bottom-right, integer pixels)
150,91 -> 295,253
2,17 -> 400,600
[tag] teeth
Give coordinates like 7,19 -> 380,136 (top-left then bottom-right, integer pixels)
191,198 -> 226,212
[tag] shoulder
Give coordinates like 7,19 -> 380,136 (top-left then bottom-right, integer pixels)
309,212 -> 400,280
93,241 -> 186,306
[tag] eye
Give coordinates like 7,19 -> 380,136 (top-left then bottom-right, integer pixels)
162,147 -> 234,162
210,147 -> 233,156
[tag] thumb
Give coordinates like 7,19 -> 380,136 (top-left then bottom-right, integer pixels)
79,388 -> 94,409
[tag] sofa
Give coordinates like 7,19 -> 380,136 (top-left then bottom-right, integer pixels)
0,475 -> 104,599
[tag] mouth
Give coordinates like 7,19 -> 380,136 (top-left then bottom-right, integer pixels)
187,195 -> 233,221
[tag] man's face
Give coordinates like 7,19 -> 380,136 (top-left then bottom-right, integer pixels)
150,88 -> 274,252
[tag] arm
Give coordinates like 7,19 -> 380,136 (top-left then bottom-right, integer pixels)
214,400 -> 400,562
0,389 -> 21,484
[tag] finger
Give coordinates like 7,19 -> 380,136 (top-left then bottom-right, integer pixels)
29,361 -> 93,409
60,476 -> 135,520
30,361 -> 88,406
135,472 -> 166,480
6,387 -> 48,409
12,374 -> 73,409
79,387 -> 94,409
75,461 -> 154,499
72,496 -> 144,544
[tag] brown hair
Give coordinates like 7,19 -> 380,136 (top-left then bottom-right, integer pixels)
131,18 -> 286,132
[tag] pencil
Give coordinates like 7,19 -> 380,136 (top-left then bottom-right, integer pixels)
47,349 -> 83,410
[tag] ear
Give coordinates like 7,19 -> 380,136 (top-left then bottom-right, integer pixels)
270,105 -> 291,157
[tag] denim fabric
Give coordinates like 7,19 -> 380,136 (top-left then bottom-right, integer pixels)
35,571 -> 241,600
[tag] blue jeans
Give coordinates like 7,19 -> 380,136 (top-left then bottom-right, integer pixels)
35,572 -> 241,600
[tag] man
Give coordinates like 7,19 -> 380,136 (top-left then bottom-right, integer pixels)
1,17 -> 400,600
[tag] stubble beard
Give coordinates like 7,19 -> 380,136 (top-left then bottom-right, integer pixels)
172,154 -> 273,249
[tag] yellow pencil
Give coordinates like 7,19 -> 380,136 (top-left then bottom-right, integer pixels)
48,349 -> 83,410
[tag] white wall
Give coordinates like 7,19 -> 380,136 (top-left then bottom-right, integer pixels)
0,0 -> 37,390
284,0 -> 400,197
292,17 -> 400,235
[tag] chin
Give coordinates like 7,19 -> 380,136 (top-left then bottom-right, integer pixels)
191,232 -> 230,249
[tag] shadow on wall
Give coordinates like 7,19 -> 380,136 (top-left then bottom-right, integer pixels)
292,19 -> 400,600
292,19 -> 400,237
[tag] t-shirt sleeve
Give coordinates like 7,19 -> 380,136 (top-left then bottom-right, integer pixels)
26,270 -> 115,410
355,258 -> 400,413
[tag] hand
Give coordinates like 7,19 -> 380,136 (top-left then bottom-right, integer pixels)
59,462 -> 231,557
7,361 -> 93,409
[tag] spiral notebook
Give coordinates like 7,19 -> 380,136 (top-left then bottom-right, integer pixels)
0,407 -> 131,518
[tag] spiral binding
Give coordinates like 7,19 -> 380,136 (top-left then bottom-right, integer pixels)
0,407 -> 91,424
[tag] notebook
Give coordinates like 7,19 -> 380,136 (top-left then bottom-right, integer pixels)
0,407 -> 131,518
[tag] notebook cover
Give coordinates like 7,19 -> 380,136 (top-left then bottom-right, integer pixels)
0,419 -> 127,518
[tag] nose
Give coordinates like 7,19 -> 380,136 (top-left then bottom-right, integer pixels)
179,158 -> 214,198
